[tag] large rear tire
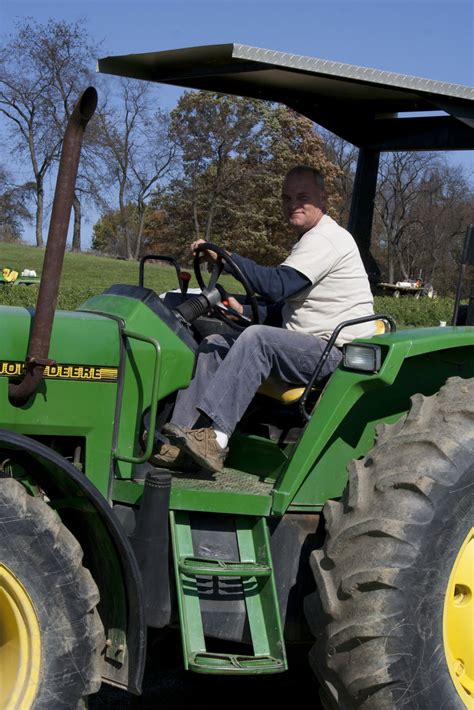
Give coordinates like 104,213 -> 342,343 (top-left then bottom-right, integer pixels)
306,377 -> 474,709
0,477 -> 104,709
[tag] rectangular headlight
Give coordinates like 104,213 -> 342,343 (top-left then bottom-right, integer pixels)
343,343 -> 382,372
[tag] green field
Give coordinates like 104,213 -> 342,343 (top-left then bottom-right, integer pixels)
0,243 -> 198,304
0,242 -> 455,327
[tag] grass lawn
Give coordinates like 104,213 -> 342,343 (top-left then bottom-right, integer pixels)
0,242 -> 243,309
1,243 -> 197,292
0,242 -> 456,327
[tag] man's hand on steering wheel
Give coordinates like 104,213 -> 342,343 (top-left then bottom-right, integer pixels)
191,239 -> 227,264
192,241 -> 259,330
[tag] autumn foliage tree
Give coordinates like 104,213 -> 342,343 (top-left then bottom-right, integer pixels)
151,92 -> 341,265
166,92 -> 265,244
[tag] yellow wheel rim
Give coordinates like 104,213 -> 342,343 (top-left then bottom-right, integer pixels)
443,528 -> 474,709
0,563 -> 41,710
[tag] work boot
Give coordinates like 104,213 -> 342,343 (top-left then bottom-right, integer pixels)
163,423 -> 228,473
150,442 -> 195,472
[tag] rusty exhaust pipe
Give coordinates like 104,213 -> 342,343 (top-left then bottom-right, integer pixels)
9,87 -> 98,406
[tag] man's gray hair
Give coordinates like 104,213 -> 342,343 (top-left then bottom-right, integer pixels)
285,165 -> 325,190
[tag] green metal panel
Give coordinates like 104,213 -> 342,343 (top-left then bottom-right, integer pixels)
113,470 -> 273,516
80,293 -> 195,400
271,327 -> 474,515
0,306 -> 121,498
225,433 -> 288,479
114,328 -> 473,516
1,306 -> 120,364
81,294 -> 195,480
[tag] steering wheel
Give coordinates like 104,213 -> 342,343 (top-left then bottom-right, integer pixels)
193,242 -> 260,329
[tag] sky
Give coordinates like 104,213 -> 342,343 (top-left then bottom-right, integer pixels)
1,0 -> 473,247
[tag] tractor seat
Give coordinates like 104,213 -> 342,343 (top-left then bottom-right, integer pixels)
257,319 -> 387,404
257,378 -> 307,404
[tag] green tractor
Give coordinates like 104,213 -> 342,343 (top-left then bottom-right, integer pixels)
1,46 -> 473,710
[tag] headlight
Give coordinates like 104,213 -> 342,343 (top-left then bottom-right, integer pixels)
343,343 -> 382,372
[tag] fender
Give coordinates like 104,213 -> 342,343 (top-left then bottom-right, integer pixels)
0,429 -> 146,695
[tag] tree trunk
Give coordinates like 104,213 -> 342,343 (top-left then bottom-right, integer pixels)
396,245 -> 409,280
71,193 -> 81,252
192,186 -> 200,240
35,181 -> 44,247
388,259 -> 395,284
118,183 -> 132,259
133,208 -> 146,260
386,233 -> 395,284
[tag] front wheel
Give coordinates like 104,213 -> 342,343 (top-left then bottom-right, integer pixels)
306,377 -> 474,709
0,478 -> 104,709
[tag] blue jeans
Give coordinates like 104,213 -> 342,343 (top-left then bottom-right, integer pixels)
171,325 -> 342,436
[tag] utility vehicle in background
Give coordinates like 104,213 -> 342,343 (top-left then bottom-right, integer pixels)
1,268 -> 40,287
377,277 -> 435,299
1,46 -> 473,709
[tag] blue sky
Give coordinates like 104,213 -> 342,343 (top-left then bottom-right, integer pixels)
1,0 -> 473,246
2,0 -> 472,87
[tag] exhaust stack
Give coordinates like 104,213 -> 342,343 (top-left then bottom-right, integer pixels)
9,87 -> 98,406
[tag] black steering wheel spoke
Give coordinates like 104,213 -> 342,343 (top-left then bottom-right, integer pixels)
206,260 -> 224,291
193,242 -> 260,329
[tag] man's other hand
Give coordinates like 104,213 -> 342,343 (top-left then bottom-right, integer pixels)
226,296 -> 244,315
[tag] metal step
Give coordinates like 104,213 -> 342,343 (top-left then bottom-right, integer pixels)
178,557 -> 271,577
170,511 -> 287,675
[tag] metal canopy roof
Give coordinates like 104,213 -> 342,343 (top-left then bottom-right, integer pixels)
98,43 -> 474,151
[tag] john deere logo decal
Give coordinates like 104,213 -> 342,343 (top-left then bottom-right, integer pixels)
0,361 -> 118,382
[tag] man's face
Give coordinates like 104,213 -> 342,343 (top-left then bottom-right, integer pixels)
282,172 -> 325,235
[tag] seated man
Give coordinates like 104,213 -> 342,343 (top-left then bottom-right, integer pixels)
156,165 -> 375,472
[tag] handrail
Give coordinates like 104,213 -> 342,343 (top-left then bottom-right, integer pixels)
113,330 -> 161,464
138,254 -> 191,299
299,313 -> 396,422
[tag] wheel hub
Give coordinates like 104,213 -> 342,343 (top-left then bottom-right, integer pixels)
443,528 -> 474,708
0,563 -> 41,710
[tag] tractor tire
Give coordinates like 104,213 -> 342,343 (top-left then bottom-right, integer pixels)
306,376 -> 474,709
0,477 -> 104,709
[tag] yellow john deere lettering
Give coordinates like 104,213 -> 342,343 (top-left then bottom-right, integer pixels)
0,361 -> 118,382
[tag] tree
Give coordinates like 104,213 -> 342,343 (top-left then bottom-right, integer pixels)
318,128 -> 358,226
240,106 -> 341,262
0,18 -> 98,248
94,79 -> 175,260
167,91 -> 265,248
91,203 -> 168,258
374,151 -> 439,283
400,162 -> 473,293
91,204 -> 136,255
373,152 -> 473,291
0,165 -> 32,242
156,93 -> 341,265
